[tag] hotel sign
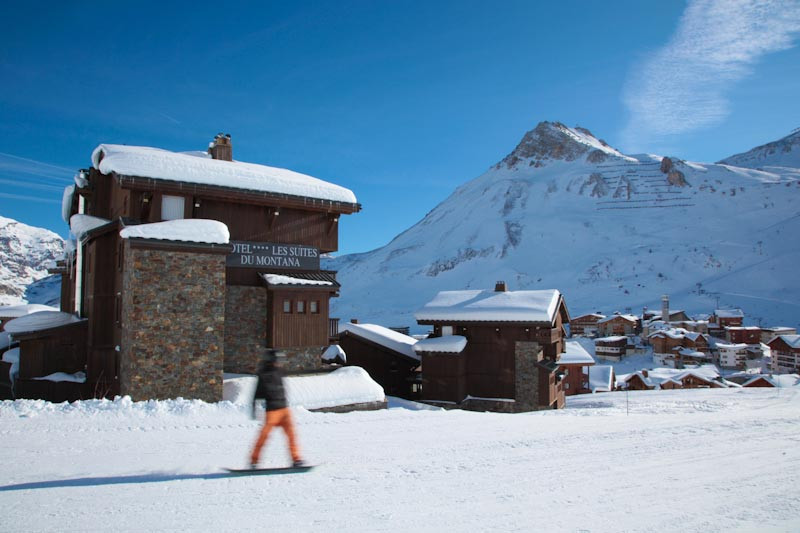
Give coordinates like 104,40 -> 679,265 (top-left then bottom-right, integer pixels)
227,241 -> 320,270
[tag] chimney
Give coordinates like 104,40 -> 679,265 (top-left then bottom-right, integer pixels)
495,281 -> 508,292
350,318 -> 359,324
208,133 -> 232,161
661,295 -> 670,323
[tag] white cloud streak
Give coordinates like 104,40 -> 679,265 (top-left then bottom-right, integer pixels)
621,0 -> 800,152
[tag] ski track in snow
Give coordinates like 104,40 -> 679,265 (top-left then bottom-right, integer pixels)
1,388 -> 799,532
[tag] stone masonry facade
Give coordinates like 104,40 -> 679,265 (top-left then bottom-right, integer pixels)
515,341 -> 543,412
120,242 -> 226,402
224,286 -> 267,374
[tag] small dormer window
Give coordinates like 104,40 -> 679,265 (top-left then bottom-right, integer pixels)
161,195 -> 185,220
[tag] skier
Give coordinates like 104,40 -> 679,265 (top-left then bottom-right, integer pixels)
250,349 -> 306,469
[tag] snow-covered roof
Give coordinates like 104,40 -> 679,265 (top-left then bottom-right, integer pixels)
773,335 -> 800,349
588,365 -> 614,392
618,365 -> 723,389
339,322 -> 419,361
595,335 -> 628,343
321,344 -> 346,363
1,346 -> 19,364
743,374 -> 800,388
413,335 -> 467,354
4,311 -> 85,335
0,331 -> 12,350
119,219 -> 230,244
716,342 -> 749,351
598,314 -> 638,324
70,214 -> 111,239
726,326 -> 761,331
61,185 -> 75,223
92,144 -> 358,205
648,328 -> 707,342
285,366 -> 385,410
558,340 -> 595,365
415,289 -> 561,324
0,303 -> 58,318
262,273 -> 334,287
715,309 -> 744,318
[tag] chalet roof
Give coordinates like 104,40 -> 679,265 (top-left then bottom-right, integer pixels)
743,374 -> 800,388
594,335 -> 628,343
771,335 -> 800,349
648,328 -> 707,342
260,272 -> 340,288
0,303 -> 58,318
91,144 -> 358,205
119,219 -> 230,244
571,313 -> 606,321
339,322 -> 419,361
618,365 -> 724,389
413,335 -> 467,354
414,289 -> 562,324
598,314 -> 638,324
4,311 -> 85,336
558,341 -> 595,366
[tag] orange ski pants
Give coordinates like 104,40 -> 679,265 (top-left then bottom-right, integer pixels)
251,407 -> 301,464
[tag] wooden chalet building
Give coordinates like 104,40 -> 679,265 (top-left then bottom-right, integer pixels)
569,313 -> 605,336
597,314 -> 639,337
648,328 -> 711,368
413,282 -> 569,412
337,321 -> 421,399
594,336 -> 628,362
726,326 -> 762,345
557,341 -> 595,396
45,135 -> 360,402
768,335 -> 800,373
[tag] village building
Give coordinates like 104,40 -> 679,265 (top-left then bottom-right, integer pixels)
760,327 -> 796,344
768,335 -> 800,374
568,313 -> 605,336
596,314 -> 639,337
711,309 -> 745,328
413,282 -> 569,412
716,342 -> 750,370
648,328 -> 711,368
16,135 -> 360,403
742,374 -> 800,388
336,321 -> 421,399
557,341 -> 595,396
726,326 -> 762,345
618,365 -> 727,391
594,336 -> 627,362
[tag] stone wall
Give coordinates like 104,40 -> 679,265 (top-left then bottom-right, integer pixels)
514,341 -> 543,412
281,345 -> 327,372
224,286 -> 267,374
120,243 -> 226,402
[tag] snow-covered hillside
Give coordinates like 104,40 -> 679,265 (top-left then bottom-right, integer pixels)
1,388 -> 798,531
0,216 -> 63,306
329,122 -> 800,331
719,127 -> 800,170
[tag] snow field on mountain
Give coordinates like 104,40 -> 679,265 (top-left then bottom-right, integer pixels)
2,388 -> 799,532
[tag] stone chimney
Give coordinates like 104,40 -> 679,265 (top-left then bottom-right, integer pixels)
208,133 -> 232,161
661,295 -> 670,323
495,281 -> 508,292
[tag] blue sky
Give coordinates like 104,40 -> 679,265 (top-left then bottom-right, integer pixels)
1,0 -> 798,255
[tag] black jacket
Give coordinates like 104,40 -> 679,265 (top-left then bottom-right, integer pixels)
253,363 -> 288,412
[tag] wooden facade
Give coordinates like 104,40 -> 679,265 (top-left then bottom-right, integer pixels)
726,327 -> 762,345
337,327 -> 420,399
569,313 -> 605,336
415,286 -> 570,411
51,136 -> 360,401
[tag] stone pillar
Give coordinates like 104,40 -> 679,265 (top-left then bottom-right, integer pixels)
224,286 -> 267,374
515,341 -> 543,412
120,241 -> 226,401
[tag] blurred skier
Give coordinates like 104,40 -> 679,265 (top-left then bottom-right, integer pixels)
250,349 -> 306,468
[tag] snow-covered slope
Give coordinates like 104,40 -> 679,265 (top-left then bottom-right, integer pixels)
0,216 -> 64,306
718,127 -> 800,170
1,388 -> 798,531
329,122 -> 800,330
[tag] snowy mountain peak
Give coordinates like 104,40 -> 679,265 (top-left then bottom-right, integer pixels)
0,215 -> 64,306
497,121 -> 633,170
718,127 -> 800,169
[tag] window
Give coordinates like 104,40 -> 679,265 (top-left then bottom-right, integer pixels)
283,300 -> 291,313
441,326 -> 453,336
161,195 -> 185,220
310,301 -> 319,314
297,301 -> 306,314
